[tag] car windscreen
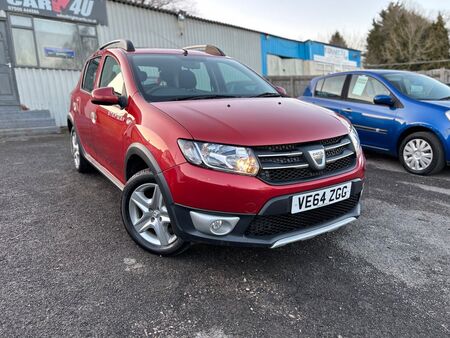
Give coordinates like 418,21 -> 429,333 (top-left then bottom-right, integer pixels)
382,72 -> 450,101
129,54 -> 279,102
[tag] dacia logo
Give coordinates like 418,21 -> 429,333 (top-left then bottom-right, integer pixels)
305,147 -> 326,171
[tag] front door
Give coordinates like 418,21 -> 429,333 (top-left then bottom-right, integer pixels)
94,55 -> 129,179
0,20 -> 20,107
343,74 -> 399,151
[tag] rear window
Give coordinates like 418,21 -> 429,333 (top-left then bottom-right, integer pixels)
315,75 -> 346,99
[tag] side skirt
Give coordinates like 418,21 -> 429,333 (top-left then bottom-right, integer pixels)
84,153 -> 125,191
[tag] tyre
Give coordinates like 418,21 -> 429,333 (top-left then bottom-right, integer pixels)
70,128 -> 92,173
399,131 -> 446,175
121,169 -> 189,256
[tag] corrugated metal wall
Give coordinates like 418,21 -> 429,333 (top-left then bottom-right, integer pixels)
14,1 -> 262,127
97,2 -> 262,72
14,68 -> 80,126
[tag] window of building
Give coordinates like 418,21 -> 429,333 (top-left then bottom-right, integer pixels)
9,15 -> 98,70
316,75 -> 346,99
82,57 -> 101,93
347,75 -> 390,104
11,28 -> 37,67
99,56 -> 126,96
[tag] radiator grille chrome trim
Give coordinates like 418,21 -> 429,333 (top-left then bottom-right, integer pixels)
254,135 -> 356,184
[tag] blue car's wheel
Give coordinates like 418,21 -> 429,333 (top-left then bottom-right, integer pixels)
399,132 -> 445,175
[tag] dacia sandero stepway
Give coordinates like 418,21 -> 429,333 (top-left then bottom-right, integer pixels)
68,40 -> 365,255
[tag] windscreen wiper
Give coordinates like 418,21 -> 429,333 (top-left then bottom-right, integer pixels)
175,94 -> 239,101
252,92 -> 282,98
438,96 -> 450,101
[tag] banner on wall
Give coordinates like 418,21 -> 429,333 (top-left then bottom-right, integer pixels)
314,46 -> 357,67
0,0 -> 108,25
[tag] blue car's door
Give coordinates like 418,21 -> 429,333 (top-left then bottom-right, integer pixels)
303,74 -> 352,118
340,74 -> 400,151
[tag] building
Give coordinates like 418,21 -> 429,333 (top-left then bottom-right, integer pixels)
262,35 -> 361,76
0,0 -> 361,129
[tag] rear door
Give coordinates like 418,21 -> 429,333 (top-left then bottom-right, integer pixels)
74,57 -> 101,156
341,74 -> 400,151
94,55 -> 129,179
305,75 -> 351,118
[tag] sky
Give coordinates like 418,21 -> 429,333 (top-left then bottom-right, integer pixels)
194,0 -> 450,50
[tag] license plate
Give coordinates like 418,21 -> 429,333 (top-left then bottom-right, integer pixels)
291,182 -> 352,214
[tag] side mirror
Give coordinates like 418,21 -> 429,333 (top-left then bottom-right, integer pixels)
373,94 -> 395,107
91,87 -> 120,106
274,85 -> 288,96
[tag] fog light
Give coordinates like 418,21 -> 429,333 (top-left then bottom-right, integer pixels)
210,220 -> 224,231
190,211 -> 240,236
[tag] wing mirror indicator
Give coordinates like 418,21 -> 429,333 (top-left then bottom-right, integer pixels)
274,86 -> 288,96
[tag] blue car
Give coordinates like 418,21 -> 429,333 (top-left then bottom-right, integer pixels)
301,70 -> 450,175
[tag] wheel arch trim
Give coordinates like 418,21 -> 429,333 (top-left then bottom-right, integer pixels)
124,143 -> 175,206
396,123 -> 448,155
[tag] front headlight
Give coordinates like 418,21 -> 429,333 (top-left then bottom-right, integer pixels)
178,139 -> 260,176
349,126 -> 361,152
446,110 -> 450,121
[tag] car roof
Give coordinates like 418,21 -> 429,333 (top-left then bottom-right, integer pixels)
133,48 -> 217,56
318,69 -> 415,79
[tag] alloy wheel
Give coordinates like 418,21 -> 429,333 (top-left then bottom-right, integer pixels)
403,138 -> 433,171
128,183 -> 177,247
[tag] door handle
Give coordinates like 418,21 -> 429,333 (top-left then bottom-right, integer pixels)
342,108 -> 353,113
5,62 -> 11,68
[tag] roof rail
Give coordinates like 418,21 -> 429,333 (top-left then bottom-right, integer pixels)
99,39 -> 135,52
183,45 -> 226,56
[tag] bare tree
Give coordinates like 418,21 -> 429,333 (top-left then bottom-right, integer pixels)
382,7 -> 434,69
129,0 -> 196,13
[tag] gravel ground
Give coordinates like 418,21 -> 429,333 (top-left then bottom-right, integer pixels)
0,134 -> 449,337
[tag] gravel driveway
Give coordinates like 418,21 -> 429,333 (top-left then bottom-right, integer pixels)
0,134 -> 449,337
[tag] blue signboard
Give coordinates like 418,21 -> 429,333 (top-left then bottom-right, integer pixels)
44,47 -> 76,59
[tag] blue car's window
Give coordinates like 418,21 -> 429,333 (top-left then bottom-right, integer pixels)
315,75 -> 346,99
348,75 -> 390,104
383,73 -> 450,101
314,79 -> 324,96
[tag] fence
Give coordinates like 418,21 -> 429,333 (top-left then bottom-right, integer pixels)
418,68 -> 450,84
267,76 -> 316,98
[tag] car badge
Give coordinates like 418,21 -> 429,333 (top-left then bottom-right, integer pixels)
305,147 -> 326,171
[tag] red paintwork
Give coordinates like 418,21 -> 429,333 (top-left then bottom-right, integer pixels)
165,154 -> 365,214
70,48 -> 365,213
152,98 -> 348,146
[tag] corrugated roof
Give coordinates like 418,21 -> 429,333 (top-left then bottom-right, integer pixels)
109,0 -> 362,52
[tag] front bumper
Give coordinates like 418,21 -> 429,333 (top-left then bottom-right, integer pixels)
168,179 -> 363,248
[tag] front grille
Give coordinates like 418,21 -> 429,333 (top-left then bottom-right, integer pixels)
254,135 -> 356,185
245,194 -> 360,237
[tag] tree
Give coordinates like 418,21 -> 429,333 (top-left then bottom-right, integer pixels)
426,14 -> 450,68
129,0 -> 196,13
365,2 -> 450,70
329,31 -> 348,48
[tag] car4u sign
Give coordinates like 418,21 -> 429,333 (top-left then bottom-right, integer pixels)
1,0 -> 108,25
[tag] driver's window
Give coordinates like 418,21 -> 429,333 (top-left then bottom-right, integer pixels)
347,75 -> 390,104
99,56 -> 126,96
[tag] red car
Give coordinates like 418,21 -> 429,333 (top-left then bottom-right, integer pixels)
68,40 -> 365,256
